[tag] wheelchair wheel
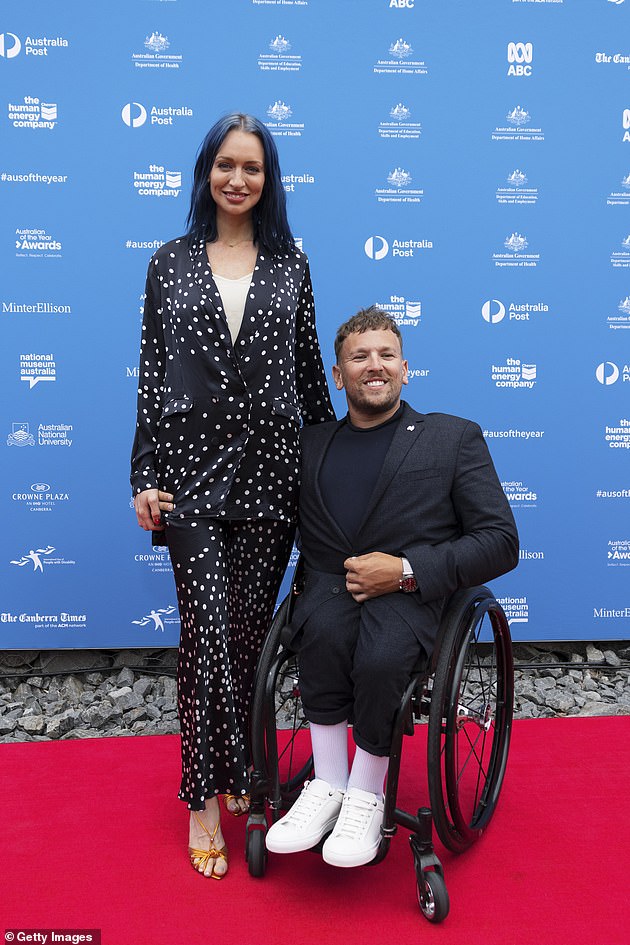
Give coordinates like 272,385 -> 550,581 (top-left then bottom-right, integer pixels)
250,595 -> 314,818
416,871 -> 450,923
247,828 -> 267,878
427,587 -> 514,853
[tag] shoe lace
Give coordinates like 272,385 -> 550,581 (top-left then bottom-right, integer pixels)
334,796 -> 376,840
283,782 -> 331,828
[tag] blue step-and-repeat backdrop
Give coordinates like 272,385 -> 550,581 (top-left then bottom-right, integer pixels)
1,0 -> 629,648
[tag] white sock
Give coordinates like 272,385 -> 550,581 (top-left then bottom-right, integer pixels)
310,721 -> 349,792
347,746 -> 389,797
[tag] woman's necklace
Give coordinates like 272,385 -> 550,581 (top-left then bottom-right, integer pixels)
216,237 -> 253,248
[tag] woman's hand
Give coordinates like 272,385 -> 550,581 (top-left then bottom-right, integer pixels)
134,489 -> 174,530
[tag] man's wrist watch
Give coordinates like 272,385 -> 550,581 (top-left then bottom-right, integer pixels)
399,556 -> 418,593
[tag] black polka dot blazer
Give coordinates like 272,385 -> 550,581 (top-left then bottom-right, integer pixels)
130,237 -> 335,523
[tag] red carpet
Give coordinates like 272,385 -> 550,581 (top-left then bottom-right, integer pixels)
1,718 -> 628,945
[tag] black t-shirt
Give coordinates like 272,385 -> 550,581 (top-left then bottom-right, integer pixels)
318,405 -> 403,544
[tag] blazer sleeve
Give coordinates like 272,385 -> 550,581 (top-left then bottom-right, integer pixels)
402,421 -> 519,602
294,261 -> 335,425
130,256 -> 166,495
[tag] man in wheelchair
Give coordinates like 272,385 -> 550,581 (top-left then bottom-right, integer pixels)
265,307 -> 519,868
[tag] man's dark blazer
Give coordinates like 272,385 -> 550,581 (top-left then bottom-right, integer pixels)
292,401 -> 519,655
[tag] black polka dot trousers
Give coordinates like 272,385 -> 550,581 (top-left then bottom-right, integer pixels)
165,517 -> 294,810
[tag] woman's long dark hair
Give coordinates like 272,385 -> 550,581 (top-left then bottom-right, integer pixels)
186,113 -> 294,255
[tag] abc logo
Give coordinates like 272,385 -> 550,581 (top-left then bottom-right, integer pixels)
595,362 -> 619,385
121,102 -> 147,128
364,236 -> 389,261
481,300 -> 506,324
507,42 -> 533,77
0,31 -> 21,58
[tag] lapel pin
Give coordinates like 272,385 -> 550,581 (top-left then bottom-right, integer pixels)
407,425 -> 415,432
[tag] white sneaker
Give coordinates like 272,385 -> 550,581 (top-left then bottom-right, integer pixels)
265,779 -> 344,854
321,787 -> 384,868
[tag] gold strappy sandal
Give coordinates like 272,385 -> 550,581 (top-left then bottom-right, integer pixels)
223,792 -> 251,817
188,811 -> 228,879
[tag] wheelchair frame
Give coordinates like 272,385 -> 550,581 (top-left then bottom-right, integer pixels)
245,572 -> 514,924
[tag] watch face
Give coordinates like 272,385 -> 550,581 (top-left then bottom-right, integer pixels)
400,576 -> 418,593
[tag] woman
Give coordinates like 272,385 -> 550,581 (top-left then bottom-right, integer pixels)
131,113 -> 334,879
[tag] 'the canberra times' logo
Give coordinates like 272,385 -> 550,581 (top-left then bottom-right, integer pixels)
121,102 -> 193,127
507,42 -> 533,77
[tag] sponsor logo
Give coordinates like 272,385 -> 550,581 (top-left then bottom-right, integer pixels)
493,106 -> 544,142
493,232 -> 540,268
265,101 -> 304,137
15,227 -> 62,258
282,171 -> 315,193
496,596 -> 529,626
483,428 -> 544,440
596,361 -> 629,384
606,173 -> 630,206
389,0 -> 415,7
519,549 -> 544,560
364,234 -> 433,260
375,167 -> 424,204
132,605 -> 179,632
604,417 -> 630,448
121,102 -> 193,127
251,0 -> 308,5
611,234 -> 630,267
593,606 -> 630,619
0,611 -> 87,628
607,296 -> 630,330
378,103 -> 422,140
7,97 -> 58,130
502,480 -> 537,509
0,32 -> 69,58
491,358 -> 537,389
6,422 -> 73,448
608,538 -> 630,565
11,482 -> 70,513
374,37 -> 428,75
596,51 -> 630,70
10,544 -> 75,571
133,164 -> 182,198
374,295 -> 422,327
134,545 -> 172,574
20,353 -> 56,388
258,35 -> 302,72
623,109 -> 630,143
2,300 -> 70,315
497,168 -> 538,205
507,42 -> 533,77
132,31 -> 183,70
482,298 -> 549,324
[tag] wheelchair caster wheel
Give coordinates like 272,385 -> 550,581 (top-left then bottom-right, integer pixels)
247,828 -> 267,878
417,871 -> 449,923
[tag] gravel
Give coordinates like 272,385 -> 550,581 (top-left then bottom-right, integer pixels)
0,642 -> 628,743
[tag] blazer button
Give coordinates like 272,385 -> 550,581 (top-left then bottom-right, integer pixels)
211,436 -> 220,445
331,585 -> 340,594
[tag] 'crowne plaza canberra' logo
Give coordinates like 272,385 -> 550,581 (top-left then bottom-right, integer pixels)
507,42 -> 533,77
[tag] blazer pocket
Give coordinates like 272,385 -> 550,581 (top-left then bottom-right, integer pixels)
272,398 -> 301,423
160,396 -> 194,419
398,466 -> 445,481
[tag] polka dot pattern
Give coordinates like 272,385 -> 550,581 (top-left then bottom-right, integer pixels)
168,518 -> 294,809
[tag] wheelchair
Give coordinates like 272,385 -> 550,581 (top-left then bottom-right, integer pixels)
245,563 -> 514,924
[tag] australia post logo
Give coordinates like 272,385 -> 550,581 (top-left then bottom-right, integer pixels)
507,42 -> 533,77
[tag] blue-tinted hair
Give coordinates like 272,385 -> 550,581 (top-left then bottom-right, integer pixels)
185,113 -> 294,255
